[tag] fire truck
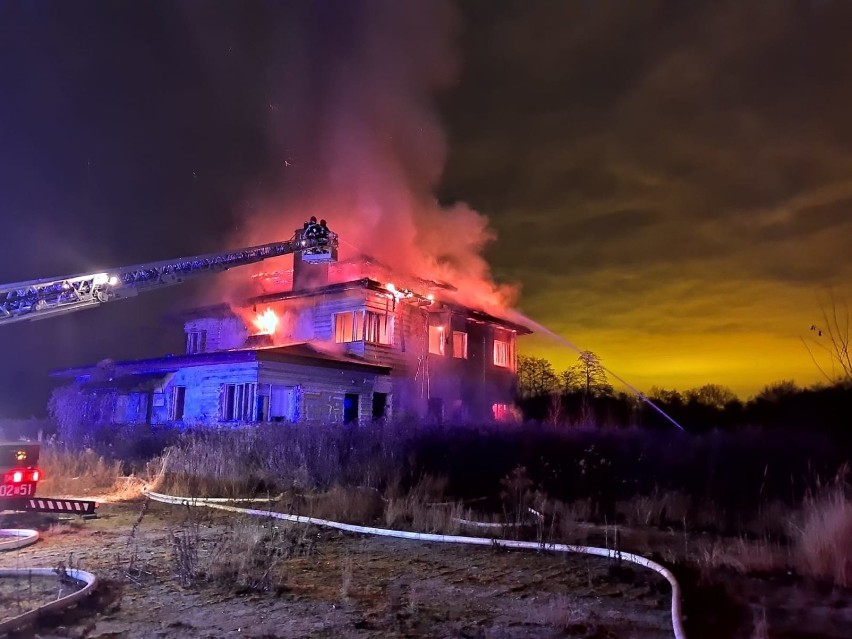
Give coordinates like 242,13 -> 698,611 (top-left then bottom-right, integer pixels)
0,224 -> 338,516
0,441 -> 100,516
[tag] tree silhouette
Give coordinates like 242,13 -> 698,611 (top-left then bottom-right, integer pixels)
572,351 -> 612,397
804,298 -> 852,383
755,380 -> 799,403
685,384 -> 738,410
517,355 -> 558,398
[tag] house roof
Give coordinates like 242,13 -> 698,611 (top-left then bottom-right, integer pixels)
80,372 -> 172,393
53,342 -> 392,380
174,277 -> 532,334
168,279 -> 381,322
253,255 -> 458,293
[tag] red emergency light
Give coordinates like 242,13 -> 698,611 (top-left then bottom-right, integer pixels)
3,467 -> 41,484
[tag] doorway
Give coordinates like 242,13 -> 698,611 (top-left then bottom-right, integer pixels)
372,392 -> 388,421
343,393 -> 359,424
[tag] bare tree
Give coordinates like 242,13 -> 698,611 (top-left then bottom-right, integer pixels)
649,386 -> 685,405
516,355 -> 558,398
572,351 -> 612,398
755,380 -> 799,403
684,384 -> 738,410
558,368 -> 579,394
804,297 -> 852,384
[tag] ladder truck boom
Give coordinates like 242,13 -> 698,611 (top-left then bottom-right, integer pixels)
0,227 -> 338,325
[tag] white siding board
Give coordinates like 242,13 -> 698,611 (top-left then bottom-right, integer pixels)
162,362 -> 260,423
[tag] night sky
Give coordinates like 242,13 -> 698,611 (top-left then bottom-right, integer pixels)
2,1 -> 851,416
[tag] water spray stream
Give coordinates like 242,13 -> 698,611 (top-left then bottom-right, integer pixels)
506,310 -> 686,431
335,236 -> 683,429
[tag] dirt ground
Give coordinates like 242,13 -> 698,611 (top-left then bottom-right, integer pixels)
0,500 -> 674,639
1,500 -> 851,639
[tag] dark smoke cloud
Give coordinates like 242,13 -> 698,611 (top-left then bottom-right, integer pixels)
206,1 -> 513,309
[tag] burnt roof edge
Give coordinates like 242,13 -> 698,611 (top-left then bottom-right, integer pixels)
170,278 -> 532,334
52,344 -> 391,379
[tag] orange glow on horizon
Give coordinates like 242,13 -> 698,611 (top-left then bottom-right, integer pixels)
520,329 -> 830,400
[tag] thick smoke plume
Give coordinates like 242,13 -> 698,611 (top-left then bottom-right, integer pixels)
231,1 -> 515,312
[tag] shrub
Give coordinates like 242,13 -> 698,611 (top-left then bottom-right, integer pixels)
795,484 -> 852,587
171,514 -> 318,593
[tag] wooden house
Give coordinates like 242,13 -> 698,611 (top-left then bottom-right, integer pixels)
52,252 -> 530,426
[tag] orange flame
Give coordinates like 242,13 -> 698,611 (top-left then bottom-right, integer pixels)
252,308 -> 279,335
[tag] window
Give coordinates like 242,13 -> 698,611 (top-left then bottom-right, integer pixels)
334,311 -> 364,343
334,310 -> 392,345
493,339 -> 512,368
114,395 -> 129,424
364,311 -> 392,345
255,394 -> 270,422
372,392 -> 388,421
269,386 -> 297,422
428,325 -> 445,355
221,383 -> 257,422
492,403 -> 518,422
170,386 -> 186,421
186,330 -> 207,354
452,331 -> 468,359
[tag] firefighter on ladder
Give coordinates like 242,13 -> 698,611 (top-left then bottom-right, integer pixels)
303,216 -> 320,253
318,219 -> 330,245
303,216 -> 330,254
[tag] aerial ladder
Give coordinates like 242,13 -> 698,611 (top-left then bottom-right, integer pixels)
0,222 -> 337,517
0,225 -> 338,325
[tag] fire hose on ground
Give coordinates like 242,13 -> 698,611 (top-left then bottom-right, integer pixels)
0,567 -> 97,635
143,488 -> 687,639
1,530 -> 97,635
0,528 -> 39,552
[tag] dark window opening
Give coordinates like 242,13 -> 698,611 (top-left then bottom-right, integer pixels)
256,394 -> 270,422
372,392 -> 388,421
187,330 -> 207,354
171,386 -> 186,421
221,383 -> 257,422
344,393 -> 359,424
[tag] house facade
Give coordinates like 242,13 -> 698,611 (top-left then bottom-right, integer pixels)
53,253 -> 530,426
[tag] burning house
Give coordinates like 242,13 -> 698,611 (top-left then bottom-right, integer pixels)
53,240 -> 531,427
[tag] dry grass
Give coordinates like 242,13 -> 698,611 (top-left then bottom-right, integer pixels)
525,594 -> 593,633
303,485 -> 383,523
47,521 -> 82,536
794,484 -> 852,587
616,489 -> 692,528
695,536 -> 789,576
383,496 -> 468,534
533,498 -> 595,544
171,512 -> 319,593
157,433 -> 262,498
43,423 -> 852,593
340,555 -> 354,600
382,474 -> 468,534
37,445 -> 122,496
738,498 -> 796,538
155,422 -> 415,499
